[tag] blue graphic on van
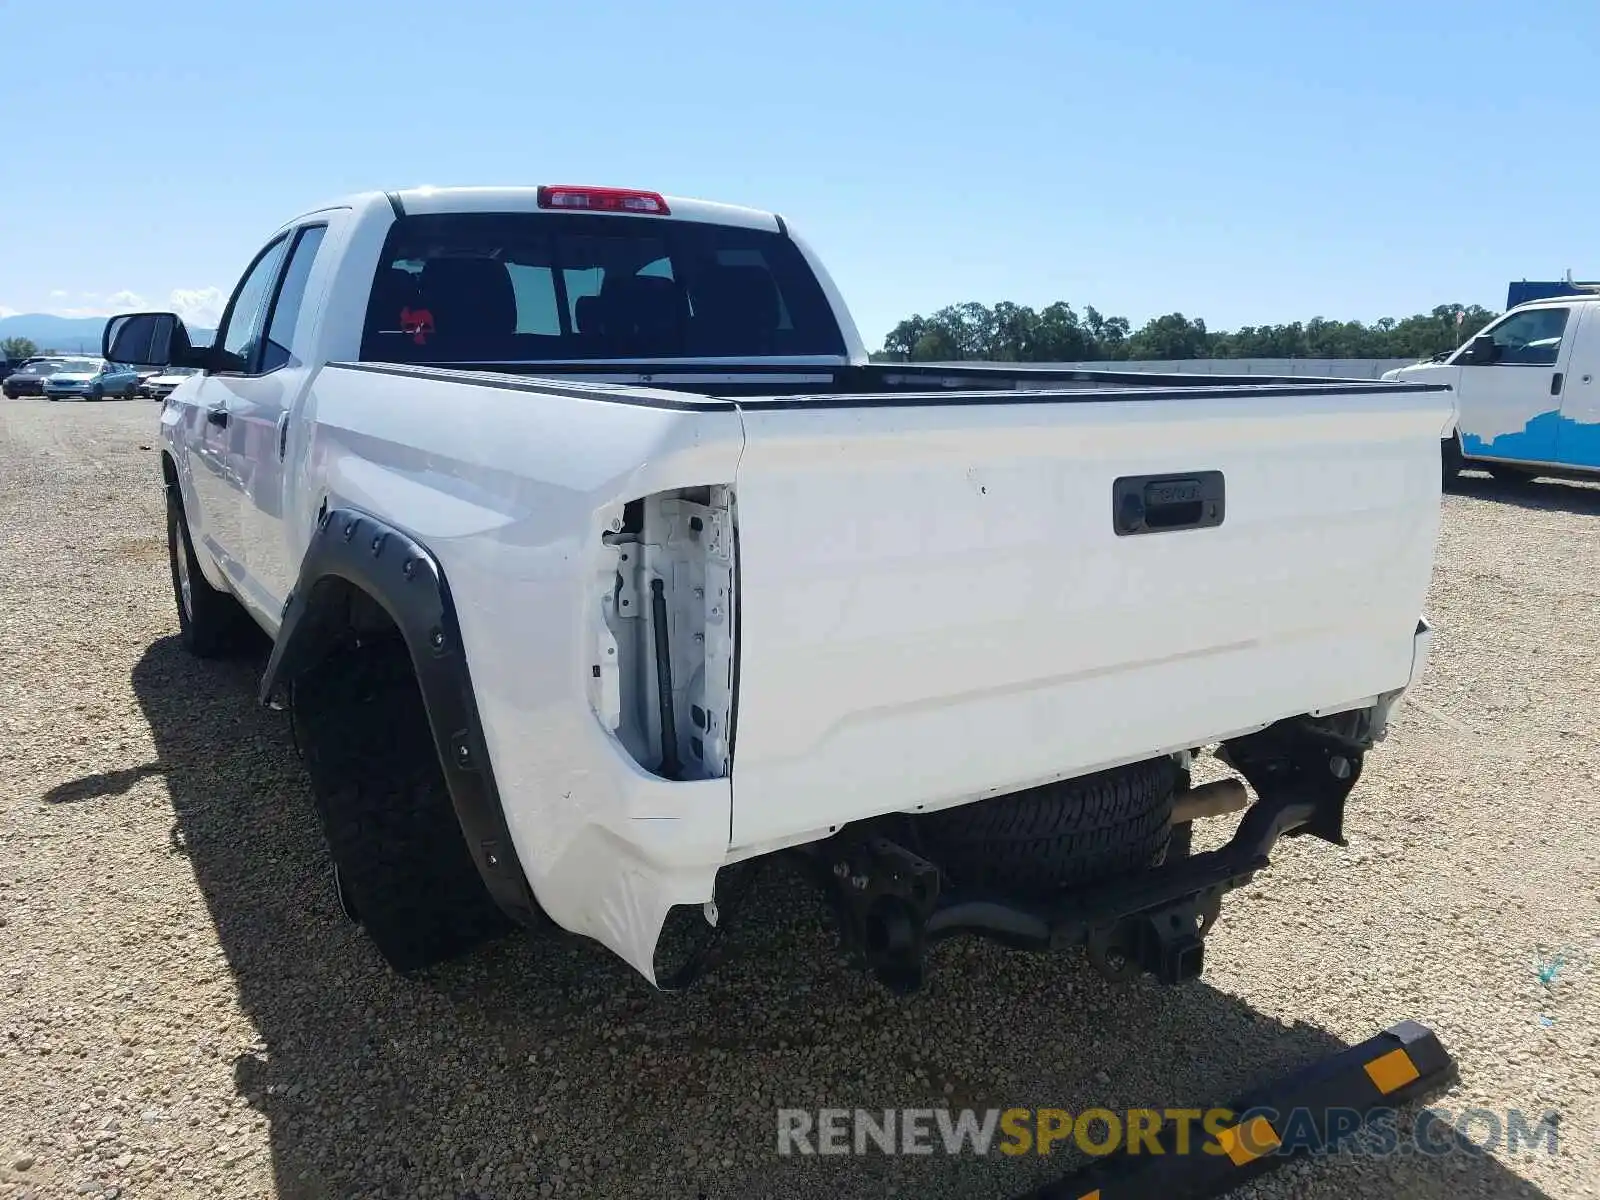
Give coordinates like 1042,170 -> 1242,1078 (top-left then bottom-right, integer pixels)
1462,409 -> 1600,470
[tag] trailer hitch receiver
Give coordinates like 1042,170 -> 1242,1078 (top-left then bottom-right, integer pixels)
825,836 -> 941,994
1085,884 -> 1224,985
1131,904 -> 1207,984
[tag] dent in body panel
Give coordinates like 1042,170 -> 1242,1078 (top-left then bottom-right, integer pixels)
300,368 -> 746,981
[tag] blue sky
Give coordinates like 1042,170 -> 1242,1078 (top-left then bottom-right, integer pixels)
2,0 -> 1596,349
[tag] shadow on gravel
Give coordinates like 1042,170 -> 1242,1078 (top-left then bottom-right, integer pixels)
122,634 -> 1554,1200
1450,469 -> 1600,516
42,762 -> 166,804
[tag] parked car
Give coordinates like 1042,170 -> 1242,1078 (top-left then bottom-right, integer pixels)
42,360 -> 142,401
105,184 -> 1448,998
139,365 -> 200,400
2,357 -> 73,398
1385,293 -> 1600,484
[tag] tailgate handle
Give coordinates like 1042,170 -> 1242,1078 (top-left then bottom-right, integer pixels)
1113,471 -> 1225,536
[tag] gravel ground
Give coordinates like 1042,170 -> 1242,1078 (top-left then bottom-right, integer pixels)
1,397 -> 1598,1200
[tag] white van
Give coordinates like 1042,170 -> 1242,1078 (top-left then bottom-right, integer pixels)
1384,295 -> 1600,484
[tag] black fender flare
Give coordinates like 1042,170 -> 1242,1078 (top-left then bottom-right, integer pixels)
259,507 -> 542,928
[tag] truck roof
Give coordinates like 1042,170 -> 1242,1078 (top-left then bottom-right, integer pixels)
1514,292 -> 1600,310
311,186 -> 784,233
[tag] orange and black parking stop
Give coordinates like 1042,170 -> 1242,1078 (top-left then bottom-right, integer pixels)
1012,1021 -> 1458,1200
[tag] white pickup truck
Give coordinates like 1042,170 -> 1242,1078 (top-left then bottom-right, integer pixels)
107,184 -> 1451,994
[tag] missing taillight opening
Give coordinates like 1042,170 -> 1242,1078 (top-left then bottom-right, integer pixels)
589,486 -> 735,781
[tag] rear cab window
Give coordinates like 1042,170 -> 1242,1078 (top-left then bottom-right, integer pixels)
358,212 -> 846,362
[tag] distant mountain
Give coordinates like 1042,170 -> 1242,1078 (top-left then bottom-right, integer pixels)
0,313 -> 215,354
0,313 -> 111,353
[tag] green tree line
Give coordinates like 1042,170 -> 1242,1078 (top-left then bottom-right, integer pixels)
878,302 -> 1499,363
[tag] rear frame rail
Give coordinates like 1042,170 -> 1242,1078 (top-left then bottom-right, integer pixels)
810,715 -> 1367,993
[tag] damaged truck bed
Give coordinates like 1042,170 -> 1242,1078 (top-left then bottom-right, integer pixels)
106,183 -> 1452,994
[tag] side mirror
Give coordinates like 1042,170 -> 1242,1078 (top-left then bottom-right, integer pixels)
1463,333 -> 1499,366
103,312 -> 198,369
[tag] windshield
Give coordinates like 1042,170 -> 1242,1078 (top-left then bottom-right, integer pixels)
162,367 -> 200,377
359,212 -> 846,363
59,361 -> 101,374
20,361 -> 66,375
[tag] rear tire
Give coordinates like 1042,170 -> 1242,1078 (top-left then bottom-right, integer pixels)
333,862 -> 360,923
167,487 -> 254,657
292,641 -> 513,973
917,757 -> 1180,898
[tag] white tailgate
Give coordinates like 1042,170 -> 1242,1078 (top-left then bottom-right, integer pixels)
727,387 -> 1451,851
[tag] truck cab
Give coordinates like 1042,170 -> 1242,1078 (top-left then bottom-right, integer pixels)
1386,294 -> 1600,480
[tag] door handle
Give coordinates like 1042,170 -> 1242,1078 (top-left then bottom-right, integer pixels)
1550,373 -> 1564,396
276,412 -> 290,460
206,406 -> 229,428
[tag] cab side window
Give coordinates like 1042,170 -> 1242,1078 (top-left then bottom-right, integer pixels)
1474,307 -> 1570,367
260,226 -> 328,373
214,236 -> 291,375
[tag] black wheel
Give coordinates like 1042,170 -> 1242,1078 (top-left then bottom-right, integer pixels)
167,486 -> 254,657
88,384 -> 103,401
291,640 -> 513,972
1441,435 -> 1464,490
916,757 -> 1180,898
333,862 -> 360,923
